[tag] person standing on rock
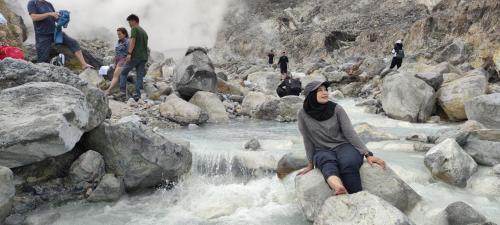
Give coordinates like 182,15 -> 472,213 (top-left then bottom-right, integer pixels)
297,81 -> 386,195
118,14 -> 149,101
267,50 -> 275,66
389,39 -> 405,70
278,51 -> 289,79
104,27 -> 129,96
27,0 -> 92,68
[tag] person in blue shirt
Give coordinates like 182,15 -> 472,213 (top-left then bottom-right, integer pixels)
27,0 -> 92,68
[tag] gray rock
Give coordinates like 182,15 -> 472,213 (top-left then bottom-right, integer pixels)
0,167 -> 14,223
300,73 -> 326,89
69,150 -> 105,183
465,93 -> 500,129
0,59 -> 109,132
244,138 -> 261,151
468,167 -> 500,196
295,169 -> 334,222
159,94 -> 209,125
431,62 -> 463,76
415,72 -> 443,90
314,191 -> 414,225
216,71 -> 228,81
247,71 -> 281,95
424,139 -> 478,187
117,115 -> 142,125
464,130 -> 500,166
240,92 -> 268,117
414,143 -> 436,152
80,121 -> 192,191
445,201 -> 487,225
406,133 -> 428,143
354,123 -> 398,142
360,164 -> 421,212
79,68 -> 104,87
189,91 -> 229,123
276,152 -> 308,179
24,212 -> 61,225
87,174 -> 125,202
433,120 -> 486,146
254,95 -> 303,122
493,164 -> 500,175
381,73 -> 436,122
0,82 -> 90,168
359,57 -> 386,76
435,39 -> 471,65
329,90 -> 344,99
437,75 -> 487,121
174,47 -> 217,99
4,214 -> 25,225
341,82 -> 364,97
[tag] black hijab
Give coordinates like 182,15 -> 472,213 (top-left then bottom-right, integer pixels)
303,87 -> 337,121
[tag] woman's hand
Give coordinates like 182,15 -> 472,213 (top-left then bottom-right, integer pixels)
367,156 -> 386,169
297,163 -> 314,176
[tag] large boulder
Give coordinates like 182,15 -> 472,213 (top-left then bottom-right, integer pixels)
360,164 -> 421,212
240,92 -> 267,116
0,59 -> 109,131
444,201 -> 488,225
468,167 -> 500,196
299,73 -> 326,89
435,39 -> 471,65
174,47 -> 217,99
87,173 -> 125,202
430,62 -> 463,76
69,150 -> 105,183
463,129 -> 500,166
79,122 -> 192,191
381,73 -> 436,122
432,120 -> 485,146
354,123 -> 398,142
0,166 -> 14,223
295,169 -> 334,222
79,69 -> 104,87
0,82 -> 90,168
465,93 -> 500,129
424,139 -> 478,187
254,95 -> 303,122
437,75 -> 487,121
414,72 -> 443,91
159,94 -> 209,125
246,71 -> 281,95
314,192 -> 414,225
276,152 -> 308,179
189,91 -> 229,123
217,78 -> 245,96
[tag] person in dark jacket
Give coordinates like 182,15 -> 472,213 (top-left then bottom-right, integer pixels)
390,40 -> 404,69
27,0 -> 92,68
278,51 -> 289,78
297,81 -> 386,195
267,50 -> 275,65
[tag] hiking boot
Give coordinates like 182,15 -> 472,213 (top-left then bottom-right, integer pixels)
133,95 -> 141,102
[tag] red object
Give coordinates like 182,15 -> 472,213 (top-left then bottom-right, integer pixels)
0,46 -> 25,60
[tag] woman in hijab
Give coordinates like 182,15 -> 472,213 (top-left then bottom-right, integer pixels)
297,81 -> 386,195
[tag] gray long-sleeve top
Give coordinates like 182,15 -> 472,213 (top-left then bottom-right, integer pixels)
297,105 -> 370,163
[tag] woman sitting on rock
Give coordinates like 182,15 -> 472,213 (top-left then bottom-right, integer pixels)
297,81 -> 386,195
105,27 -> 129,96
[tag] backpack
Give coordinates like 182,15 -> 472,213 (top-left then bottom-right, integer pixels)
395,49 -> 405,59
0,46 -> 24,60
276,78 -> 302,97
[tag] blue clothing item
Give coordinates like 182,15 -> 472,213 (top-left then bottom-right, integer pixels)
35,32 -> 80,63
120,59 -> 146,97
27,0 -> 56,35
313,143 -> 364,194
0,13 -> 7,25
54,10 -> 70,44
115,38 -> 129,58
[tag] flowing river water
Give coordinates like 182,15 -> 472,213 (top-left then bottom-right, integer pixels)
27,99 -> 500,225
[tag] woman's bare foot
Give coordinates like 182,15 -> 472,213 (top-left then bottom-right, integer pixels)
327,176 -> 348,195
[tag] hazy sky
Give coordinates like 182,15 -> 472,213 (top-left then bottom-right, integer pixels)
14,0 -> 230,51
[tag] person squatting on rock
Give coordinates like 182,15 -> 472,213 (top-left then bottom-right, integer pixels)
390,39 -> 405,69
104,27 -> 129,96
278,51 -> 289,79
27,0 -> 92,68
297,81 -> 386,195
118,14 -> 149,101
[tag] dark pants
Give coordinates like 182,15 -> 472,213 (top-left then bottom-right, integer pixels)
280,66 -> 288,74
313,143 -> 364,194
120,59 -> 147,97
35,33 -> 81,63
390,57 -> 403,69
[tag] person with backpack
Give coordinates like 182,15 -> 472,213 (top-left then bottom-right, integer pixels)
390,40 -> 405,69
104,27 -> 129,96
27,0 -> 92,68
278,51 -> 289,79
296,81 -> 386,195
276,75 -> 302,97
118,14 -> 149,101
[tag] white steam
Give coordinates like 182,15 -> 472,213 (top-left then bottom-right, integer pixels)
15,0 -> 230,51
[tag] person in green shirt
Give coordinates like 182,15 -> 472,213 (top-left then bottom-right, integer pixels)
119,14 -> 149,101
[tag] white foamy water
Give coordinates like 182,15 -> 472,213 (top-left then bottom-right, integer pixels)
27,99 -> 500,224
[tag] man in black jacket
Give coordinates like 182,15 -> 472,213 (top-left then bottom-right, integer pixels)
278,51 -> 289,78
